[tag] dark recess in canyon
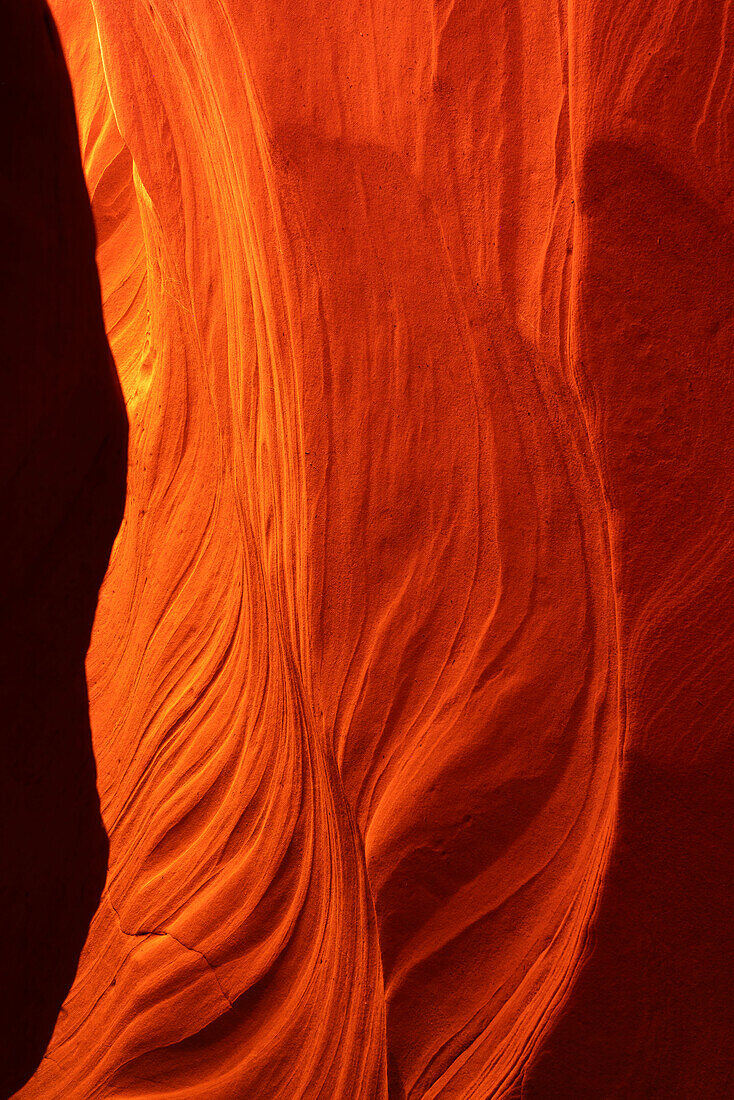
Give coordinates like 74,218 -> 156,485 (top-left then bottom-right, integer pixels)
0,4 -> 127,1095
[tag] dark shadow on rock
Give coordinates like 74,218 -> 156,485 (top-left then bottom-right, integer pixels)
521,143 -> 734,1099
0,3 -> 127,1095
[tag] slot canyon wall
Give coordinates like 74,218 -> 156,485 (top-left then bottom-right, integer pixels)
6,0 -> 734,1096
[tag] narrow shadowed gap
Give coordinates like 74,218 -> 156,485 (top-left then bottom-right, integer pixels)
0,3 -> 127,1095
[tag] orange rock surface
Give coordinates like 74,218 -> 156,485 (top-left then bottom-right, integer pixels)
10,0 -> 734,1096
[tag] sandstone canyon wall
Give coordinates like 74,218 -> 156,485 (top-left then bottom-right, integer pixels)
7,0 -> 734,1096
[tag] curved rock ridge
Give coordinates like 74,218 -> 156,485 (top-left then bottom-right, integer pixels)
17,1 -> 733,1097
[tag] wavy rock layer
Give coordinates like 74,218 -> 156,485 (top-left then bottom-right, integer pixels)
18,1 -> 733,1097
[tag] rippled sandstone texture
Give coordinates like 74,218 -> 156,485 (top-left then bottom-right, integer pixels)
16,1 -> 734,1097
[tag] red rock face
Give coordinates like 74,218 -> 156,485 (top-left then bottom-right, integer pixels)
10,1 -> 733,1096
